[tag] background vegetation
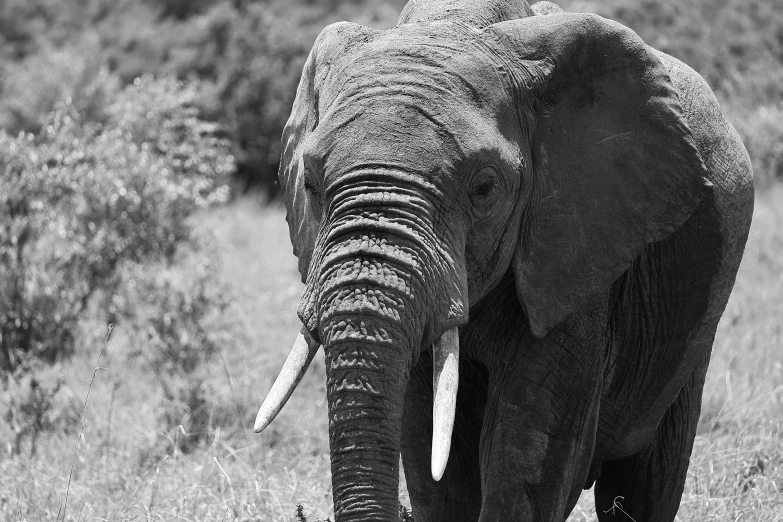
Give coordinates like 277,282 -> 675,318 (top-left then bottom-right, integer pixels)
1,0 -> 781,193
0,0 -> 780,520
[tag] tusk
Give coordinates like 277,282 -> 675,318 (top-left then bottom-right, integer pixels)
431,327 -> 459,481
254,328 -> 319,433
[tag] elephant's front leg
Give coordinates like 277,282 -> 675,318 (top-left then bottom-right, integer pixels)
401,351 -> 487,522
478,320 -> 604,521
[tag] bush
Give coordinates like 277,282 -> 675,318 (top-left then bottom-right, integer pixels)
730,104 -> 783,187
175,0 -> 405,194
0,0 -> 406,195
0,76 -> 233,371
0,35 -> 115,133
155,374 -> 248,455
116,251 -> 247,454
1,0 -> 780,194
120,249 -> 238,376
1,364 -> 81,456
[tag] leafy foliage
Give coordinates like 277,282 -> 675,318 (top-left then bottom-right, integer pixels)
1,0 -> 780,189
120,253 -> 248,455
117,251 -> 229,370
1,368 -> 81,456
0,0 -> 406,193
730,104 -> 783,187
146,0 -> 406,193
0,76 -> 232,370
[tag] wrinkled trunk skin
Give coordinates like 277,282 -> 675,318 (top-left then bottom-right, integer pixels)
306,177 -> 457,522
319,255 -> 422,522
323,313 -> 413,521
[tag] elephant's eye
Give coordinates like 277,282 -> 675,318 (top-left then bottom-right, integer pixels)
469,168 -> 499,213
304,171 -> 323,217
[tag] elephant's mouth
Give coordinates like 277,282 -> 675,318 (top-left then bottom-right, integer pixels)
254,324 -> 461,481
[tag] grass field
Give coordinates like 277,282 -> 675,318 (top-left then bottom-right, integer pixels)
1,187 -> 781,521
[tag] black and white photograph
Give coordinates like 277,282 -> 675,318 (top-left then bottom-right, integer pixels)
1,0 -> 781,520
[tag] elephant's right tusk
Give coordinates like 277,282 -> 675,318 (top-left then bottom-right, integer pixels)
431,327 -> 459,482
254,328 -> 320,433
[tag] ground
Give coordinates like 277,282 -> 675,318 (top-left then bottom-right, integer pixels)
1,188 -> 781,521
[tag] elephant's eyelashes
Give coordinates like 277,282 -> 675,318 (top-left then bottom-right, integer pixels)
304,172 -> 323,217
469,168 -> 499,214
472,179 -> 496,198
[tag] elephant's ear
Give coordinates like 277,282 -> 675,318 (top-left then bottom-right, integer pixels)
487,14 -> 711,337
279,22 -> 372,282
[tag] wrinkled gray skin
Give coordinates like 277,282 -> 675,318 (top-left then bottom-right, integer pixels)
275,0 -> 754,520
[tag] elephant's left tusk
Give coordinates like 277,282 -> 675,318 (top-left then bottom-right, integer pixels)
431,327 -> 459,481
254,328 -> 320,433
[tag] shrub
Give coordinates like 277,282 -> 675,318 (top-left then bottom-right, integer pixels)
730,104 -> 783,187
2,0 -> 781,194
117,251 -> 247,454
0,35 -> 116,133
177,0 -> 404,194
149,0 -> 216,20
1,364 -> 81,456
155,374 -> 248,455
0,0 -> 405,195
0,76 -> 233,372
120,249 -> 237,376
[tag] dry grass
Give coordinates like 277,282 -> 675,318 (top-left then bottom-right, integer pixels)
2,189 -> 781,521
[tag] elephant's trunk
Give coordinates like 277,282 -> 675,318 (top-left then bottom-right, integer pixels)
322,312 -> 411,521
316,225 -> 424,521
307,178 -> 467,521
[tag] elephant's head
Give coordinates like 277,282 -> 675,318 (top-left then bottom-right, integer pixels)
255,3 -> 709,520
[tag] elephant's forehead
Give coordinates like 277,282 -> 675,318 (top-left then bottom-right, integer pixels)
315,100 -> 468,178
310,26 -> 517,174
311,100 -> 520,194
319,25 -> 511,117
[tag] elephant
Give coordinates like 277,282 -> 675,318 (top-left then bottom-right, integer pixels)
254,0 -> 754,520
